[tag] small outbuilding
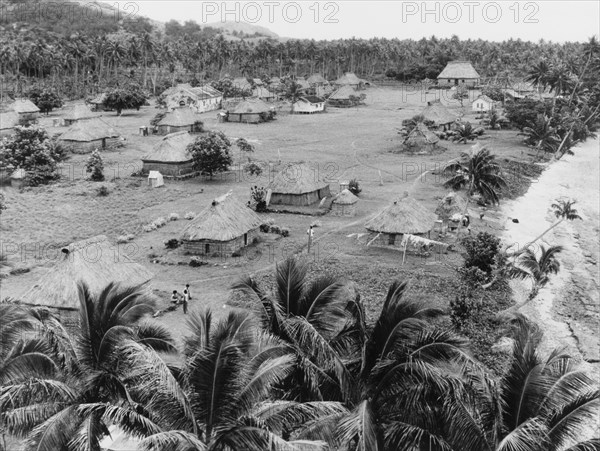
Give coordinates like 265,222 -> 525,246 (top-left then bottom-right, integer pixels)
10,168 -> 26,188
268,163 -> 331,206
181,192 -> 263,257
155,107 -> 202,135
307,73 -> 328,86
364,195 -> 437,247
252,86 -> 276,102
89,93 -> 110,111
227,99 -> 273,124
472,95 -> 498,112
327,86 -> 362,108
333,72 -> 366,89
421,100 -> 459,130
11,99 -> 40,125
148,171 -> 164,188
58,118 -> 120,153
142,131 -> 195,177
0,111 -> 19,136
437,60 -> 480,87
293,96 -> 326,114
160,84 -> 223,113
402,123 -> 441,153
331,189 -> 359,217
63,103 -> 95,125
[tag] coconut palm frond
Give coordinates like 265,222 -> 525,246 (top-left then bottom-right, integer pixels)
537,370 -> 597,416
1,379 -> 77,410
276,256 -> 308,317
2,402 -> 68,438
440,398 -> 493,451
136,321 -> 178,353
561,438 -> 600,451
24,405 -> 81,451
495,417 -> 548,451
292,411 -> 348,447
301,276 -> 348,336
1,340 -> 58,384
77,403 -> 163,438
138,430 -> 207,451
383,420 -> 456,451
337,400 -> 380,451
183,309 -> 214,357
232,275 -> 283,332
68,412 -> 109,451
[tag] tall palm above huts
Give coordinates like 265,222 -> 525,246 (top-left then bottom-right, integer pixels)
507,245 -> 563,299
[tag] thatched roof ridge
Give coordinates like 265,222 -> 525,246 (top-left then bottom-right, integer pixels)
435,192 -> 468,220
11,99 -> 40,113
181,192 -> 262,242
59,118 -> 119,142
229,99 -> 271,114
268,163 -> 329,195
307,73 -> 328,84
157,107 -> 200,127
437,61 -> 480,79
365,196 -> 437,235
0,111 -> 19,129
334,73 -> 362,85
421,101 -> 458,125
63,103 -> 94,121
143,131 -> 195,163
404,123 -> 439,145
19,235 -> 154,310
329,85 -> 358,100
333,189 -> 358,205
474,94 -> 495,104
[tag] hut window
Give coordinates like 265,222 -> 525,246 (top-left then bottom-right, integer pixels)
388,234 -> 396,245
205,243 -> 210,254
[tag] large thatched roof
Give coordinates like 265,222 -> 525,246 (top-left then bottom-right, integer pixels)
157,107 -> 200,127
268,163 -> 330,195
404,123 -> 439,146
437,61 -> 480,79
229,99 -> 271,114
329,85 -> 358,100
435,192 -> 468,220
11,99 -> 40,114
0,111 -> 19,130
307,73 -> 328,84
333,189 -> 358,205
19,235 -> 154,310
421,101 -> 458,125
365,196 -> 437,235
181,192 -> 262,242
143,131 -> 194,163
252,86 -> 276,99
334,73 -> 362,85
59,118 -> 119,142
63,103 -> 94,121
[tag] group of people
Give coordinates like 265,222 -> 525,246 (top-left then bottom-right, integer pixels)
171,284 -> 192,314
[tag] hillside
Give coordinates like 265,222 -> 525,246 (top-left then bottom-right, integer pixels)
203,21 -> 279,39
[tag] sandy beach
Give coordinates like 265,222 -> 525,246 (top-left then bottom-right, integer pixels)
500,138 -> 600,374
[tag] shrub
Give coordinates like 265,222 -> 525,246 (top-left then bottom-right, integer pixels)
116,235 -> 129,244
168,213 -> 180,221
189,257 -> 208,267
270,224 -> 281,235
259,223 -> 270,233
27,87 -> 63,115
231,250 -> 243,258
184,211 -> 196,220
250,186 -> 268,212
85,150 -> 105,181
280,227 -> 290,237
165,238 -> 180,249
142,224 -> 157,232
244,162 -> 263,177
461,232 -> 501,275
0,192 -> 6,214
188,131 -> 233,179
96,186 -> 109,197
450,292 -> 482,330
152,217 -> 167,228
349,179 -> 361,196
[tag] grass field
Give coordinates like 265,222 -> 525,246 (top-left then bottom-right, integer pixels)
0,85 -> 537,341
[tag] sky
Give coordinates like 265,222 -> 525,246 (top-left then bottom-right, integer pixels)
132,1 -> 600,42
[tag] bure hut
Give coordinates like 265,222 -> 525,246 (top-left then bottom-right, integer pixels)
181,192 -> 262,257
156,107 -> 203,135
0,111 -> 19,136
88,93 -> 110,111
58,118 -> 120,153
327,86 -> 362,108
364,195 -> 437,247
252,86 -> 277,102
11,99 -> 40,124
437,60 -> 480,87
268,163 -> 331,206
307,73 -> 328,86
402,123 -> 441,153
331,189 -> 359,217
333,72 -> 366,89
63,103 -> 95,125
142,131 -> 195,176
421,100 -> 458,130
227,99 -> 272,124
18,235 -> 154,327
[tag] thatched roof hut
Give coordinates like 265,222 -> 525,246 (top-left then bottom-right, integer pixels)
365,195 -> 437,246
421,100 -> 458,128
437,61 -> 480,86
19,235 -> 154,312
89,93 -> 110,111
0,111 -> 19,135
58,118 -> 120,153
161,84 -> 222,113
333,72 -> 363,87
11,99 -> 40,114
268,163 -> 331,207
181,192 -> 262,256
63,103 -> 94,125
142,131 -> 195,176
331,189 -> 359,217
328,86 -> 362,107
404,123 -> 439,146
252,86 -> 276,101
156,107 -> 202,135
227,99 -> 272,124
307,73 -> 328,85
435,192 -> 468,221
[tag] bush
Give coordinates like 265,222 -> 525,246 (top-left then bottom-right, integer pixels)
96,186 -> 109,196
168,213 -> 180,221
231,250 -> 243,258
104,83 -> 148,115
280,227 -> 290,237
152,217 -> 167,228
270,224 -> 281,235
116,235 -> 130,244
348,179 -> 361,196
450,292 -> 482,330
244,162 -> 263,177
85,150 -> 104,181
189,257 -> 208,267
259,223 -> 270,233
165,238 -> 180,249
250,186 -> 268,212
461,232 -> 501,275
142,223 -> 157,232
27,87 -> 63,115
0,192 -> 6,214
189,131 -> 233,178
184,211 -> 196,220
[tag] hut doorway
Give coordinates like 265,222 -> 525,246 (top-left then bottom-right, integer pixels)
244,233 -> 248,245
102,138 -> 106,148
454,79 -> 459,85
388,234 -> 396,245
205,243 -> 210,254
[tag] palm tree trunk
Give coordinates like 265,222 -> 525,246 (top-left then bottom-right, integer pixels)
506,218 -> 564,257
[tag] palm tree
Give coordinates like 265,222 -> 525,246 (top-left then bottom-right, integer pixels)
443,145 -> 507,206
137,309 -> 345,450
509,199 -> 582,256
521,115 -> 560,156
434,316 -> 600,450
1,282 -> 182,451
332,281 -> 472,451
526,59 -> 551,96
451,122 -> 479,143
232,257 -> 354,402
508,245 -> 563,299
283,80 -> 305,113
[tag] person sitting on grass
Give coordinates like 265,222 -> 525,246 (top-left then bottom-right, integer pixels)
171,290 -> 182,304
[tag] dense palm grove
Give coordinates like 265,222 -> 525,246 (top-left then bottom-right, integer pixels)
1,257 -> 599,451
